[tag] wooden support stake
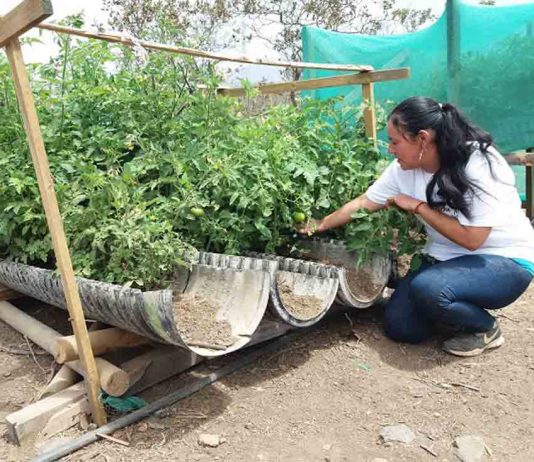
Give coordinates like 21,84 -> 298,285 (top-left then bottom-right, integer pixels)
361,82 -> 377,145
4,37 -> 106,426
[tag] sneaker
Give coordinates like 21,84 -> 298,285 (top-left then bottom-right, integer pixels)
442,323 -> 504,357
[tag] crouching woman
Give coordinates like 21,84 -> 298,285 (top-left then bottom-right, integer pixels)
302,96 -> 534,356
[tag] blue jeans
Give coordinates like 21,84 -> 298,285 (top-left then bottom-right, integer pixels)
384,254 -> 533,343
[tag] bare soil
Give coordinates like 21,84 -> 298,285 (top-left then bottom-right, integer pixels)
277,280 -> 323,321
173,293 -> 235,348
346,269 -> 384,300
2,284 -> 534,461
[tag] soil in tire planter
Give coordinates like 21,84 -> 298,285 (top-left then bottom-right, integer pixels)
173,293 -> 235,348
346,269 -> 383,300
276,280 -> 324,321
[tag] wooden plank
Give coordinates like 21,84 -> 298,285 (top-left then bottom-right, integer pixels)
4,39 -> 106,426
38,23 -> 374,73
217,68 -> 410,97
6,383 -> 88,445
361,83 -> 377,144
0,0 -> 52,48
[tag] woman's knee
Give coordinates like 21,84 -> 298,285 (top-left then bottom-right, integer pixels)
409,271 -> 455,309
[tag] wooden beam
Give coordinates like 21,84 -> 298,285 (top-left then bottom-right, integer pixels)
38,23 -> 374,73
3,38 -> 106,426
361,83 -> 377,144
217,68 -> 410,97
505,150 -> 534,166
0,0 -> 52,48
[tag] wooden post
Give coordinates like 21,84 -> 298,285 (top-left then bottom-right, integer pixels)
446,0 -> 461,104
361,82 -> 377,146
4,37 -> 106,425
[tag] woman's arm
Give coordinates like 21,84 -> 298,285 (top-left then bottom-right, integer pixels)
389,194 -> 491,251
299,194 -> 385,235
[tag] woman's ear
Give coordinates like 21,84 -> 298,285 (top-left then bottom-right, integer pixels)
418,129 -> 432,148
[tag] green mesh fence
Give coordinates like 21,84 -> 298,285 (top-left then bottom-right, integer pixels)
302,0 -> 534,199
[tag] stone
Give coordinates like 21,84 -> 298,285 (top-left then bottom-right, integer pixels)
454,434 -> 486,462
147,417 -> 166,430
137,422 -> 149,433
379,424 -> 415,444
198,433 -> 225,447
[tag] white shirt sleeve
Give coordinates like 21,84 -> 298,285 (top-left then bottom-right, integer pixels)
365,161 -> 401,205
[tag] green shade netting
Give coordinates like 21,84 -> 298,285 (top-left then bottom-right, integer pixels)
302,0 -> 534,199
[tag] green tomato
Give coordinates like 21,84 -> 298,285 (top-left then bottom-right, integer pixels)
190,207 -> 205,218
292,212 -> 306,223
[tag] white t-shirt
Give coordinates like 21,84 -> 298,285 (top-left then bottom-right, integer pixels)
365,146 -> 534,262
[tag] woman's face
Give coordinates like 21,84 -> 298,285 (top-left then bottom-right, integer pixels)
387,121 -> 423,170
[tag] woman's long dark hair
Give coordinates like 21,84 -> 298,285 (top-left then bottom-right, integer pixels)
388,96 -> 494,218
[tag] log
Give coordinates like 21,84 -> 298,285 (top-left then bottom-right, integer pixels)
54,327 -> 150,364
40,322 -> 105,398
0,301 -> 129,396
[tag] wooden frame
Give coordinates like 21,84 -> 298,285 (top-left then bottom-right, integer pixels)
1,0 -> 106,426
0,0 -> 410,437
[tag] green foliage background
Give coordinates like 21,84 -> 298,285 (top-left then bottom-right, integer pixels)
0,34 -> 422,289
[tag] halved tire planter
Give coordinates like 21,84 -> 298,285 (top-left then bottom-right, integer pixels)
288,238 -> 392,308
0,260 -> 271,357
200,252 -> 339,328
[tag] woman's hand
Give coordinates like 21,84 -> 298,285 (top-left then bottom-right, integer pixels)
386,194 -> 424,213
297,218 -> 323,236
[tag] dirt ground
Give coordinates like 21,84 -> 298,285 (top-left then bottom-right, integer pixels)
1,283 -> 534,462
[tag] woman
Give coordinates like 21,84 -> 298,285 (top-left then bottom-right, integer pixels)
301,96 -> 534,357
